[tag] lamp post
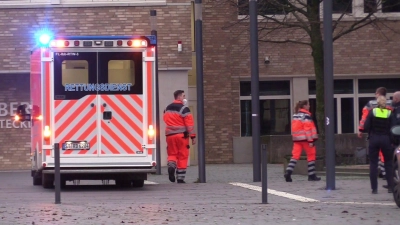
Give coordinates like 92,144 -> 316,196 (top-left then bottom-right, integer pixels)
150,9 -> 161,175
323,0 -> 336,190
249,0 -> 261,183
195,0 -> 206,183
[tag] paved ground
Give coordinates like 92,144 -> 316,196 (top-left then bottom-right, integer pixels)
0,164 -> 398,225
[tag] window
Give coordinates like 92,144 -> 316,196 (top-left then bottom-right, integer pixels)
62,60 -> 89,86
240,80 -> 290,96
383,0 -> 400,13
240,80 -> 291,136
333,0 -> 352,13
358,78 -> 400,93
341,98 -> 354,133
364,0 -> 400,13
241,99 -> 291,136
308,79 -> 353,95
309,98 -> 338,134
238,0 -> 288,16
108,60 -> 135,84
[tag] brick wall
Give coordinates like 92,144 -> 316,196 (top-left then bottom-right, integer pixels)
0,73 -> 31,170
202,1 -> 400,163
0,5 -> 192,71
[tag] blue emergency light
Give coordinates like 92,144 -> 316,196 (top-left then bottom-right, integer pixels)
35,30 -> 53,47
39,34 -> 51,45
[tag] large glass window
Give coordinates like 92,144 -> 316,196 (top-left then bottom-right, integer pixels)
358,78 -> 400,93
240,80 -> 291,136
240,80 -> 290,96
241,99 -> 291,136
309,79 -> 353,95
309,98 -> 338,134
341,98 -> 354,133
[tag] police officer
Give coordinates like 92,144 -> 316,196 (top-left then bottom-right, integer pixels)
358,87 -> 393,179
362,95 -> 395,194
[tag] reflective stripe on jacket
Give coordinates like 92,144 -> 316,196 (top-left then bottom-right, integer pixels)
359,99 -> 393,131
163,100 -> 196,138
291,109 -> 318,142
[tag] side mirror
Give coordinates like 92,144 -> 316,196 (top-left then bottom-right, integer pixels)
13,104 -> 31,122
390,125 -> 400,136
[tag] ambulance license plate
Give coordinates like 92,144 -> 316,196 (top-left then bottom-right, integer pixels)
62,141 -> 90,150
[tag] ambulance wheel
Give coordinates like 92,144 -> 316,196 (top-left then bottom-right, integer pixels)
42,174 -> 54,189
394,183 -> 400,208
33,176 -> 42,186
132,180 -> 144,188
393,158 -> 399,185
115,179 -> 131,188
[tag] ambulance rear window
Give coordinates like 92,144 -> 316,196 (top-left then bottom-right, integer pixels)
62,60 -> 89,86
108,60 -> 135,85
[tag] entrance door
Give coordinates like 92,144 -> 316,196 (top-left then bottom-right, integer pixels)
97,52 -> 145,157
53,52 -> 99,157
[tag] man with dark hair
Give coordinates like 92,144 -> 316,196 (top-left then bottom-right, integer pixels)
358,87 -> 393,179
163,90 -> 196,183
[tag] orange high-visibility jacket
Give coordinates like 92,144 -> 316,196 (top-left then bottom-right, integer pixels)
291,109 -> 318,143
163,100 -> 196,138
359,99 -> 393,131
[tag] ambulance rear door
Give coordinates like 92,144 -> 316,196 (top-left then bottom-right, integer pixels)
97,50 -> 149,158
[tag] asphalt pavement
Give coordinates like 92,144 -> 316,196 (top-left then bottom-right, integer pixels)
0,163 -> 398,225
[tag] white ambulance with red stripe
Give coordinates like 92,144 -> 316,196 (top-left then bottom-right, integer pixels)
15,33 -> 157,189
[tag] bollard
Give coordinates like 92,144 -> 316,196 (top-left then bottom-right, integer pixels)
54,143 -> 61,204
261,144 -> 268,204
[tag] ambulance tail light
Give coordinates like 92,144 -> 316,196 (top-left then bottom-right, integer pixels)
147,125 -> 155,141
14,114 -> 20,121
50,40 -> 66,48
132,39 -> 147,47
37,115 -> 43,121
44,126 -> 51,140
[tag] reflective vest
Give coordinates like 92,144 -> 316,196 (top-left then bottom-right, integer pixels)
291,109 -> 318,142
371,108 -> 391,135
163,100 -> 196,138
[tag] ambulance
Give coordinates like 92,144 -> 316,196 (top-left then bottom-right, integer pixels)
15,33 -> 158,189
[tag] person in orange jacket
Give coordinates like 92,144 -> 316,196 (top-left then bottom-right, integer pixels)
163,90 -> 196,184
284,100 -> 321,182
358,87 -> 393,179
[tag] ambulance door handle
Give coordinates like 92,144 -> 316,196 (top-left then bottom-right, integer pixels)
103,103 -> 107,107
90,103 -> 94,107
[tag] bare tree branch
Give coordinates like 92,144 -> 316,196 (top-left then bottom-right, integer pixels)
258,39 -> 311,46
333,14 -> 376,41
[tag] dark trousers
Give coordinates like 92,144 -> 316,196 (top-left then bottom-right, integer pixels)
368,134 -> 394,190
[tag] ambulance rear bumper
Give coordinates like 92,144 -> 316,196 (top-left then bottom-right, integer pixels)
42,168 -> 156,174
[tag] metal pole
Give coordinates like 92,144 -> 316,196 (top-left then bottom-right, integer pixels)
261,144 -> 268,203
249,0 -> 261,182
195,0 -> 206,183
54,143 -> 61,204
323,0 -> 336,190
150,9 -> 161,175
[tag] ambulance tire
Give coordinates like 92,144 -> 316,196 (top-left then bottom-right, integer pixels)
42,174 -> 54,189
132,180 -> 144,188
33,176 -> 42,186
115,179 -> 131,188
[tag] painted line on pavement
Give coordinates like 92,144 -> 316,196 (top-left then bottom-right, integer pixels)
144,181 -> 158,185
325,201 -> 396,206
229,182 -> 397,206
229,182 -> 320,203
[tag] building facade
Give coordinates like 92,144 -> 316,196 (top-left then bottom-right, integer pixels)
0,0 -> 400,169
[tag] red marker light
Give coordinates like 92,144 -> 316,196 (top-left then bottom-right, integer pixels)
74,41 -> 80,46
117,40 -> 123,46
127,40 -> 132,46
64,41 -> 70,47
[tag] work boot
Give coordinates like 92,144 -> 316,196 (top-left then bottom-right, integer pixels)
284,172 -> 292,182
308,174 -> 321,181
177,179 -> 186,184
168,166 -> 176,183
